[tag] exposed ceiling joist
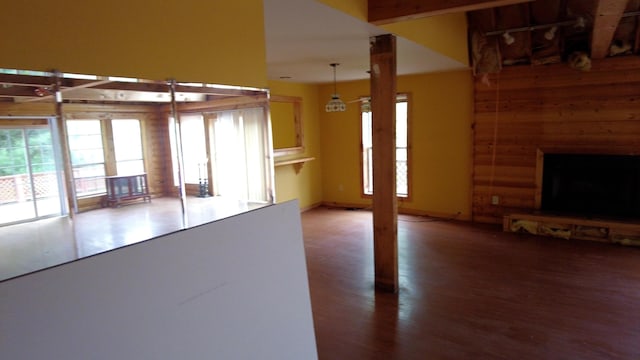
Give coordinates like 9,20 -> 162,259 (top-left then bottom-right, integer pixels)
32,88 -> 207,103
19,79 -> 113,103
0,73 -> 266,104
368,0 -> 534,25
591,0 -> 630,58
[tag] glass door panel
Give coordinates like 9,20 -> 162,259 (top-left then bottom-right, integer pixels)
0,126 -> 63,225
0,128 -> 35,223
26,128 -> 61,217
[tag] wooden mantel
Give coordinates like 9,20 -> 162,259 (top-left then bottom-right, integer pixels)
274,157 -> 315,174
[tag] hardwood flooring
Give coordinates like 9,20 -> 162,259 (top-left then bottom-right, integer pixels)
302,207 -> 640,359
0,197 -> 265,281
3,202 -> 639,358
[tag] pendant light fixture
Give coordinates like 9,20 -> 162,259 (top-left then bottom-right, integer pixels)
325,63 -> 346,112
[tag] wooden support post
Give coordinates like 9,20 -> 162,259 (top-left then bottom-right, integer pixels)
169,80 -> 189,228
370,34 -> 398,293
102,119 -> 117,176
53,72 -> 77,217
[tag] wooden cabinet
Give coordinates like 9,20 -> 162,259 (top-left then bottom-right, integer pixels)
104,174 -> 151,208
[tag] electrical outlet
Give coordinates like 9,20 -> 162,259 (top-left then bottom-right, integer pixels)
491,195 -> 500,205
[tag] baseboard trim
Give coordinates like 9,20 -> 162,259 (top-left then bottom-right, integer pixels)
320,201 -> 470,221
300,202 -> 323,213
321,201 -> 371,211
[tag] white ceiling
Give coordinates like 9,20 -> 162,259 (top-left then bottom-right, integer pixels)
263,0 -> 468,84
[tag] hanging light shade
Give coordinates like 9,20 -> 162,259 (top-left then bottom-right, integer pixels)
325,63 -> 346,112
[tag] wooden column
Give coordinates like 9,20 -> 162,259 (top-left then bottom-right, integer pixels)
53,72 -> 77,216
102,119 -> 117,176
370,34 -> 398,293
169,80 -> 188,227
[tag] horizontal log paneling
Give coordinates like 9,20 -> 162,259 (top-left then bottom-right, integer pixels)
475,83 -> 640,103
144,109 -> 170,198
473,56 -> 640,223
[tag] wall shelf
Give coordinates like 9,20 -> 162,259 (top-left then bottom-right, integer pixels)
274,157 -> 315,174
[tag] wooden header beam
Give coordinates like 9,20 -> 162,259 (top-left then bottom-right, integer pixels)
368,0 -> 534,25
591,0 -> 629,59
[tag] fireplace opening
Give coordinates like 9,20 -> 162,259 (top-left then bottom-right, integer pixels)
541,153 -> 640,220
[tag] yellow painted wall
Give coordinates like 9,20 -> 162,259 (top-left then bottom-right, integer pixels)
269,81 -> 323,210
318,0 -> 468,65
320,70 -> 473,219
0,1 -> 267,88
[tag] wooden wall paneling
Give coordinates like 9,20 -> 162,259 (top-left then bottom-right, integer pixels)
472,56 -> 640,223
159,110 -> 179,197
0,100 -> 175,209
0,103 -> 55,117
146,111 -> 171,197
0,119 -> 48,126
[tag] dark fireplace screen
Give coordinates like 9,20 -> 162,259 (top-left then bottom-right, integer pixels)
541,153 -> 640,219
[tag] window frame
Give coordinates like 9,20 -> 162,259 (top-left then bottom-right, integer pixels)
359,93 -> 412,200
65,118 -> 107,198
65,113 -> 148,199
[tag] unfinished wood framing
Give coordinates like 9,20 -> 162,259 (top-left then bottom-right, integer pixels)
370,34 -> 398,293
591,0 -> 629,59
368,0 -> 533,25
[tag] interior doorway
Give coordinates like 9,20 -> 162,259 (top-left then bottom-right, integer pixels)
0,120 -> 66,225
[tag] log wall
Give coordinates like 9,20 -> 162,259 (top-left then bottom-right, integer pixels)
473,56 -> 640,224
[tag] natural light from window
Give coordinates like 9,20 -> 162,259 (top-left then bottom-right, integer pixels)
362,97 -> 408,197
66,120 -> 106,197
112,119 -> 144,175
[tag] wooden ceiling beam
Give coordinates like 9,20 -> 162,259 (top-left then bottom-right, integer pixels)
591,0 -> 630,59
19,79 -> 113,103
368,0 -> 533,25
0,86 -> 39,98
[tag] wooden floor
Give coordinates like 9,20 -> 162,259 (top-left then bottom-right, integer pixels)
0,197 -> 266,281
302,207 -> 640,359
3,202 -> 639,358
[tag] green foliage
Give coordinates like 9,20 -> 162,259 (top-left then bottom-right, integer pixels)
0,128 -> 55,176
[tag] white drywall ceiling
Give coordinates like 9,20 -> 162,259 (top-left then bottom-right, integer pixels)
264,0 -> 468,84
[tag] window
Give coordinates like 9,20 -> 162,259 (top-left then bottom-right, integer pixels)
168,115 -> 206,185
168,109 -> 269,202
66,120 -> 106,197
112,119 -> 144,175
361,95 -> 409,197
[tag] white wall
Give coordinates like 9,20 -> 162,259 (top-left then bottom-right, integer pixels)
0,200 -> 317,359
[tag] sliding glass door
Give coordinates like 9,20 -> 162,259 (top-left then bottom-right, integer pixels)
168,107 -> 272,204
0,124 -> 65,225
